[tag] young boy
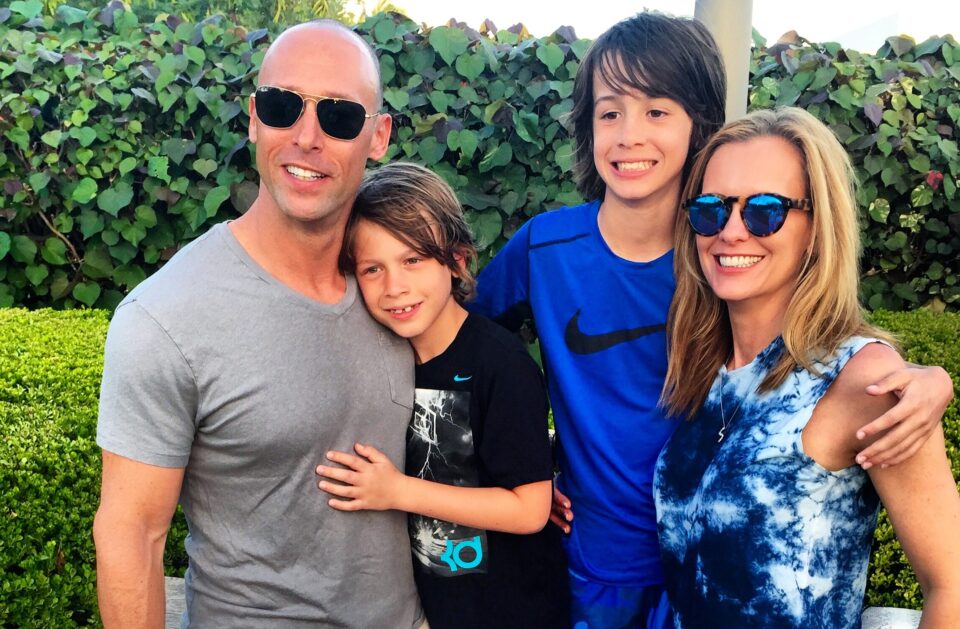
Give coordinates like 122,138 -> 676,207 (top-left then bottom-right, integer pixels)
316,162 -> 569,628
470,11 -> 953,628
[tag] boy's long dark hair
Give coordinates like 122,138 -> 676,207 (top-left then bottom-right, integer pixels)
340,162 -> 478,304
570,12 -> 727,201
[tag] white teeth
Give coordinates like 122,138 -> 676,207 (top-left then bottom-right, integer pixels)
616,161 -> 655,171
719,255 -> 762,268
390,306 -> 414,314
285,165 -> 324,180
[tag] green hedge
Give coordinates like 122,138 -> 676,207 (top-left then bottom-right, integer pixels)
0,308 -> 187,628
0,307 -> 957,625
0,6 -> 957,311
864,309 -> 960,609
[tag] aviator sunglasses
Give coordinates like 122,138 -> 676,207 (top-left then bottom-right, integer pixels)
252,86 -> 378,140
683,193 -> 813,237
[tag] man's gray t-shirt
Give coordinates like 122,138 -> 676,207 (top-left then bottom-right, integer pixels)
97,223 -> 422,627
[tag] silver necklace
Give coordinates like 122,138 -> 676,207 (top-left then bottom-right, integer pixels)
717,368 -> 761,443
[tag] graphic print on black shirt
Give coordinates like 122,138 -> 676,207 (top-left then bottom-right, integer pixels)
407,388 -> 488,576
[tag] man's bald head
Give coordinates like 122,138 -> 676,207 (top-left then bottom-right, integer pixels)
259,20 -> 383,110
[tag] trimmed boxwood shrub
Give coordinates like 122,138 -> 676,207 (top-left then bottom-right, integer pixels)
0,308 -> 187,628
0,307 -> 956,625
864,308 -> 960,609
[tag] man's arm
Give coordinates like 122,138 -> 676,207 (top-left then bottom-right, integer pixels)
855,364 -> 954,468
94,451 -> 185,628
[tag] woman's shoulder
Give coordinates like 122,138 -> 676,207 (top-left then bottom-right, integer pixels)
831,339 -> 905,396
805,339 -> 906,466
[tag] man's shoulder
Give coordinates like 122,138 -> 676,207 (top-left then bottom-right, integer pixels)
119,223 -> 231,312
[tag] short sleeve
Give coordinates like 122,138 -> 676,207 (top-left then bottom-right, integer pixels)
477,341 -> 553,489
96,301 -> 199,468
471,220 -> 533,332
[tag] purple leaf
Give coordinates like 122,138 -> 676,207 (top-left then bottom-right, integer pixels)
4,180 -> 23,196
886,35 -> 914,57
139,62 -> 159,81
553,26 -> 577,44
97,1 -> 124,26
246,28 -> 268,44
864,103 -> 883,127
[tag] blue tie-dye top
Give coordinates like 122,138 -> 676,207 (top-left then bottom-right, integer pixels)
654,336 -> 882,629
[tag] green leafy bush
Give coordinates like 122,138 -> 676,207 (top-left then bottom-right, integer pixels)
0,308 -> 187,627
0,308 -> 956,625
0,308 -> 105,626
1,7 -> 957,311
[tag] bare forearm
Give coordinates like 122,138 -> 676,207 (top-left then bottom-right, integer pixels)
94,514 -> 168,628
392,477 -> 551,534
918,588 -> 960,628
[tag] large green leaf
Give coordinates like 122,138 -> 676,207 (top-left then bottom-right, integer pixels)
162,139 -> 197,165
25,264 -> 49,286
417,137 -> 446,165
429,27 -> 469,66
478,143 -> 513,173
72,281 -> 101,307
80,245 -> 115,279
465,209 -> 503,250
455,53 -> 485,82
97,182 -> 134,216
536,43 -> 565,74
28,171 -> 51,192
71,178 -> 98,204
40,238 -> 68,265
203,186 -> 232,220
10,0 -> 42,18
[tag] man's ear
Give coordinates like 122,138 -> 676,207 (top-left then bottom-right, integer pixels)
367,112 -> 392,161
248,94 -> 259,144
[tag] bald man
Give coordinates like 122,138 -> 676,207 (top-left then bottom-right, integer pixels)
94,21 -> 424,627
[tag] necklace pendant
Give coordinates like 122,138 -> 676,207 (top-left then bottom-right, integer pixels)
717,425 -> 726,443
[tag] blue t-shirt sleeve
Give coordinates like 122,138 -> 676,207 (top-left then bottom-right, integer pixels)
470,220 -> 533,332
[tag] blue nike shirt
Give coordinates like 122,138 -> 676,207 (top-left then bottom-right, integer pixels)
471,200 -> 678,586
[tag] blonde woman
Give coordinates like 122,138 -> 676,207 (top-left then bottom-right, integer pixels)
654,107 -> 960,628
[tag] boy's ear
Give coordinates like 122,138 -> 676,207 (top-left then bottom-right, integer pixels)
451,252 -> 465,277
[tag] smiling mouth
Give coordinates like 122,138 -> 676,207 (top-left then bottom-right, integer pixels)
385,303 -> 422,319
718,255 -> 763,268
285,165 -> 326,181
614,160 -> 656,172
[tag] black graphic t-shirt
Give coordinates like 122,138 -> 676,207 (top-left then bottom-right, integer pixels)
409,313 -> 570,629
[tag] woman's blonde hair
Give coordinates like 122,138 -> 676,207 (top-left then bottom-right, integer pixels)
662,107 -> 893,417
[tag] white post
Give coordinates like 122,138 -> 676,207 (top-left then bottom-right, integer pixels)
694,0 -> 753,121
